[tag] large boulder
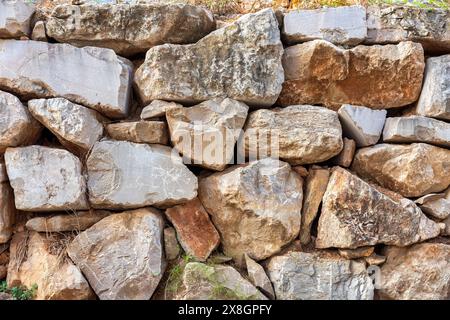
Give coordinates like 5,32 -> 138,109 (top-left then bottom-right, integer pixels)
0,40 -> 132,119
198,158 -> 303,264
134,9 -> 284,107
67,208 -> 165,300
352,143 -> 450,197
278,40 -> 424,110
86,140 -> 197,209
0,0 -> 35,39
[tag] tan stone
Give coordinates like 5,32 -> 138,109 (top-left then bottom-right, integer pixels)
332,138 -> 355,168
415,192 -> 450,220
442,216 -> 450,236
338,247 -> 374,260
140,100 -> 182,120
0,182 -> 15,244
164,227 -> 180,260
365,253 -> 386,266
31,21 -> 47,42
106,121 -> 168,145
292,166 -> 308,178
244,254 -> 275,300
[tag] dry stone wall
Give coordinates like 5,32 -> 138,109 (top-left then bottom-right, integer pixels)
0,0 -> 449,300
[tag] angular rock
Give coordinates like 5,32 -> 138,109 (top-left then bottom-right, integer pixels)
244,105 -> 343,165
45,3 -> 215,56
365,253 -> 386,266
0,1 -> 35,39
0,40 -> 132,119
352,143 -> 450,197
25,211 -> 110,233
28,98 -> 104,154
442,216 -> 450,236
415,191 -> 450,220
141,100 -> 182,120
198,158 -> 303,264
135,9 -> 284,107
283,5 -> 367,46
166,98 -> 248,171
316,167 -> 440,249
165,198 -> 220,261
164,227 -> 180,260
67,208 -> 165,300
332,137 -> 355,168
379,243 -> 450,300
244,254 -> 275,300
0,157 -> 7,183
383,116 -> 450,148
0,181 -> 14,244
31,21 -> 47,42
7,231 -> 94,300
416,55 -> 450,120
338,104 -> 386,147
338,247 -> 374,260
267,251 -> 374,300
292,165 -> 308,178
87,140 -> 197,209
175,262 -> 267,300
106,121 -> 168,145
279,40 -> 424,109
5,146 -> 88,211
299,166 -> 329,245
0,90 -> 42,153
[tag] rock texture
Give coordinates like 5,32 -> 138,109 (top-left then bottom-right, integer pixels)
87,140 -> 197,209
245,254 -> 275,300
198,158 -> 303,264
316,167 -> 440,249
0,1 -> 35,39
106,121 -> 168,145
352,143 -> 450,197
140,100 -> 182,120
415,192 -> 450,220
0,179 -> 14,244
134,9 -> 284,107
4,146 -> 88,211
0,40 -> 132,119
164,227 -> 180,260
267,251 -> 374,300
332,137 -> 355,168
31,21 -> 47,42
279,40 -> 424,109
25,211 -> 110,232
67,208 -> 165,300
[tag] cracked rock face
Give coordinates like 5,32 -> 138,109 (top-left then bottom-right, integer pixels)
67,208 -> 165,300
352,143 -> 450,197
4,146 -> 88,212
0,40 -> 132,119
244,254 -> 275,300
316,167 -> 440,249
279,40 -> 424,110
267,251 -> 374,300
135,9 -> 284,107
198,158 -> 303,264
105,121 -> 168,145
45,3 -> 215,56
0,0 -> 35,39
87,140 -> 197,209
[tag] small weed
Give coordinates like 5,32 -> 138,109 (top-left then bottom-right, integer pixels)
0,280 -> 37,300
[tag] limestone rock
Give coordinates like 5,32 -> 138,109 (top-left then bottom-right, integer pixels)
365,253 -> 386,266
28,98 -> 104,154
352,143 -> 450,197
379,243 -> 450,300
135,9 -> 284,107
165,198 -> 220,261
316,167 -> 440,249
0,1 -> 35,39
141,100 -> 182,120
45,3 -> 215,56
279,40 -> 424,109
166,98 -> 248,171
0,90 -> 42,153
106,121 -> 168,145
87,140 -> 197,209
283,6 -> 367,46
415,191 -> 450,220
442,216 -> 450,236
198,158 -> 303,264
416,55 -> 450,120
338,104 -> 386,147
7,231 -> 94,300
164,227 -> 180,260
175,262 -> 267,300
244,254 -> 275,300
332,137 -> 355,168
0,40 -> 132,119
244,105 -> 343,165
0,182 -> 14,244
5,146 -> 88,211
31,21 -> 47,42
338,247 -> 374,260
267,251 -> 374,300
67,208 -> 166,300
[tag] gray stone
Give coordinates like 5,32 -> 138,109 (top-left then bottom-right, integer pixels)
31,21 -> 47,42
415,191 -> 450,220
140,100 -> 182,120
0,0 -> 35,39
244,254 -> 275,300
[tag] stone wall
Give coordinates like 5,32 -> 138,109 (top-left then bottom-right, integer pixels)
0,1 -> 449,300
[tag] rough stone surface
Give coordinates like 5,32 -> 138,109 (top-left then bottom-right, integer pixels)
0,40 -> 132,119
415,191 -> 450,220
167,98 -> 248,171
442,216 -> 450,236
352,143 -> 450,197
338,247 -> 374,260
7,231 -> 94,300
4,146 -> 88,211
338,104 -> 386,147
0,182 -> 14,244
365,253 -> 386,266
140,100 -> 182,120
279,40 -> 424,110
45,3 -> 215,56
198,158 -> 303,264
0,90 -> 42,153
244,254 -> 275,300
316,167 -> 440,249
0,1 -> 35,39
31,21 -> 47,42
135,9 -> 284,107
67,208 -> 166,300
165,198 -> 220,261
332,137 -> 355,168
244,105 -> 343,165
106,121 -> 168,145
416,55 -> 450,120
267,251 -> 374,300
28,98 -> 104,154
164,227 -> 180,260
283,6 -> 367,45
379,243 -> 450,300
